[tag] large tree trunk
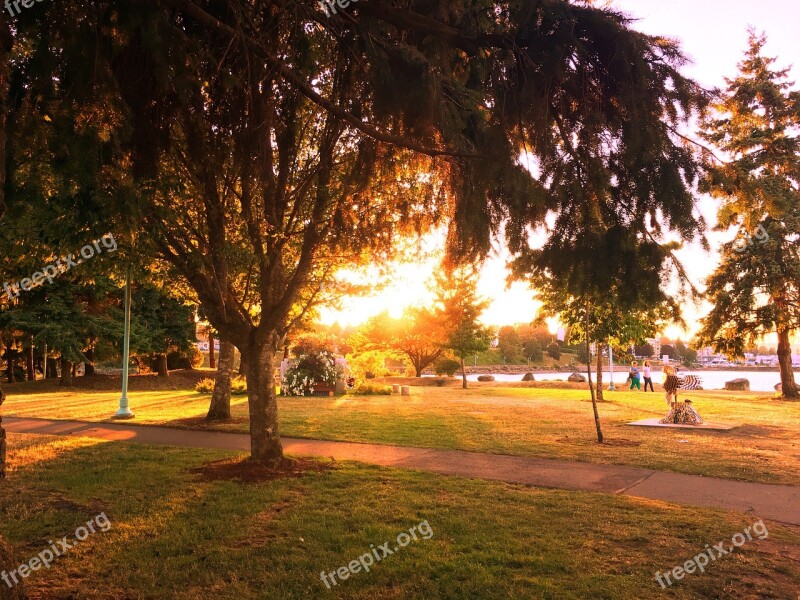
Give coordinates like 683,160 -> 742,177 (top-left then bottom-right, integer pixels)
244,333 -> 284,463
207,340 -> 234,420
460,357 -> 467,389
26,339 -> 34,381
595,344 -> 604,402
410,355 -> 423,377
777,328 -> 799,399
208,331 -> 216,369
155,353 -> 168,377
59,359 -> 73,387
83,348 -> 95,377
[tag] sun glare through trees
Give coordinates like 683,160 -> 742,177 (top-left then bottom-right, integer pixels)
0,1 -> 798,598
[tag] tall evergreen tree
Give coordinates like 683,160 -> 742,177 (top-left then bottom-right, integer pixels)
128,284 -> 196,378
697,33 -> 800,399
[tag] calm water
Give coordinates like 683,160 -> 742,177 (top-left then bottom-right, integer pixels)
449,370 -> 791,392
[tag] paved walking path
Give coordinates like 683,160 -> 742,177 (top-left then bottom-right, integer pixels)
5,416 -> 799,525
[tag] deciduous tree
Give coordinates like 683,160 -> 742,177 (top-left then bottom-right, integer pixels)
361,309 -> 447,377
497,326 -> 523,363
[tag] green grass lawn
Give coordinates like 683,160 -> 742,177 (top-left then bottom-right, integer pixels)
3,380 -> 800,485
1,433 -> 798,599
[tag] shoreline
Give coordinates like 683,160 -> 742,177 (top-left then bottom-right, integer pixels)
430,365 -> 800,376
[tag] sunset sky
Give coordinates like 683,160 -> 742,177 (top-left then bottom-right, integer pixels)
320,0 -> 800,339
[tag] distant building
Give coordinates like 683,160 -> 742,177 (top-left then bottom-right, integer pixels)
646,337 -> 662,358
755,355 -> 778,366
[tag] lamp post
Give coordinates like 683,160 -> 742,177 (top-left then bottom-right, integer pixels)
608,341 -> 616,391
114,265 -> 134,419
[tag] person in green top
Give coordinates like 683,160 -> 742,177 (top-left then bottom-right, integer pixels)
628,361 -> 641,390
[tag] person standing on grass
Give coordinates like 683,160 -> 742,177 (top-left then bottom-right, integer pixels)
629,361 -> 641,391
642,360 -> 654,392
663,365 -> 679,407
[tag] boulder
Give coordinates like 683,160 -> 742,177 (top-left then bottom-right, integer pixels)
774,382 -> 782,392
567,373 -> 587,383
725,378 -> 750,391
521,372 -> 535,382
477,375 -> 495,382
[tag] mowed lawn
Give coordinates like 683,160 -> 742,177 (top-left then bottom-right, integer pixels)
1,433 -> 799,599
3,380 -> 800,485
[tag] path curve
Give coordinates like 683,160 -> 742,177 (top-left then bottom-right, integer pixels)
4,416 -> 799,525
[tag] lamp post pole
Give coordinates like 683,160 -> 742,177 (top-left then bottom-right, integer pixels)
608,341 -> 616,391
115,265 -> 134,419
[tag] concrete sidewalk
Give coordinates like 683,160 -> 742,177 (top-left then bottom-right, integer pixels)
4,416 -> 799,525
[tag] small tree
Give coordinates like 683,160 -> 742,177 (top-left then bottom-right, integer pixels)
524,340 -> 544,362
547,343 -> 561,361
497,326 -> 523,363
437,268 -> 491,389
433,357 -> 461,377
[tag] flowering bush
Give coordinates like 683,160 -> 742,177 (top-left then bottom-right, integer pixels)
282,348 -> 340,396
231,376 -> 248,395
195,378 -> 215,393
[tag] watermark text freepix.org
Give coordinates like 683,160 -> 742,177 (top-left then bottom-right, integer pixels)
318,0 -> 359,18
655,519 -> 768,588
320,520 -> 433,588
2,233 -> 117,300
1,512 -> 111,589
733,223 -> 768,253
5,0 -> 47,18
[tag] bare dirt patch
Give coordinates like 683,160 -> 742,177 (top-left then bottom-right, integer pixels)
231,491 -> 307,548
189,457 -> 335,483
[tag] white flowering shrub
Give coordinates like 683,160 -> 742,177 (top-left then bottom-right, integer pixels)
282,349 -> 340,396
